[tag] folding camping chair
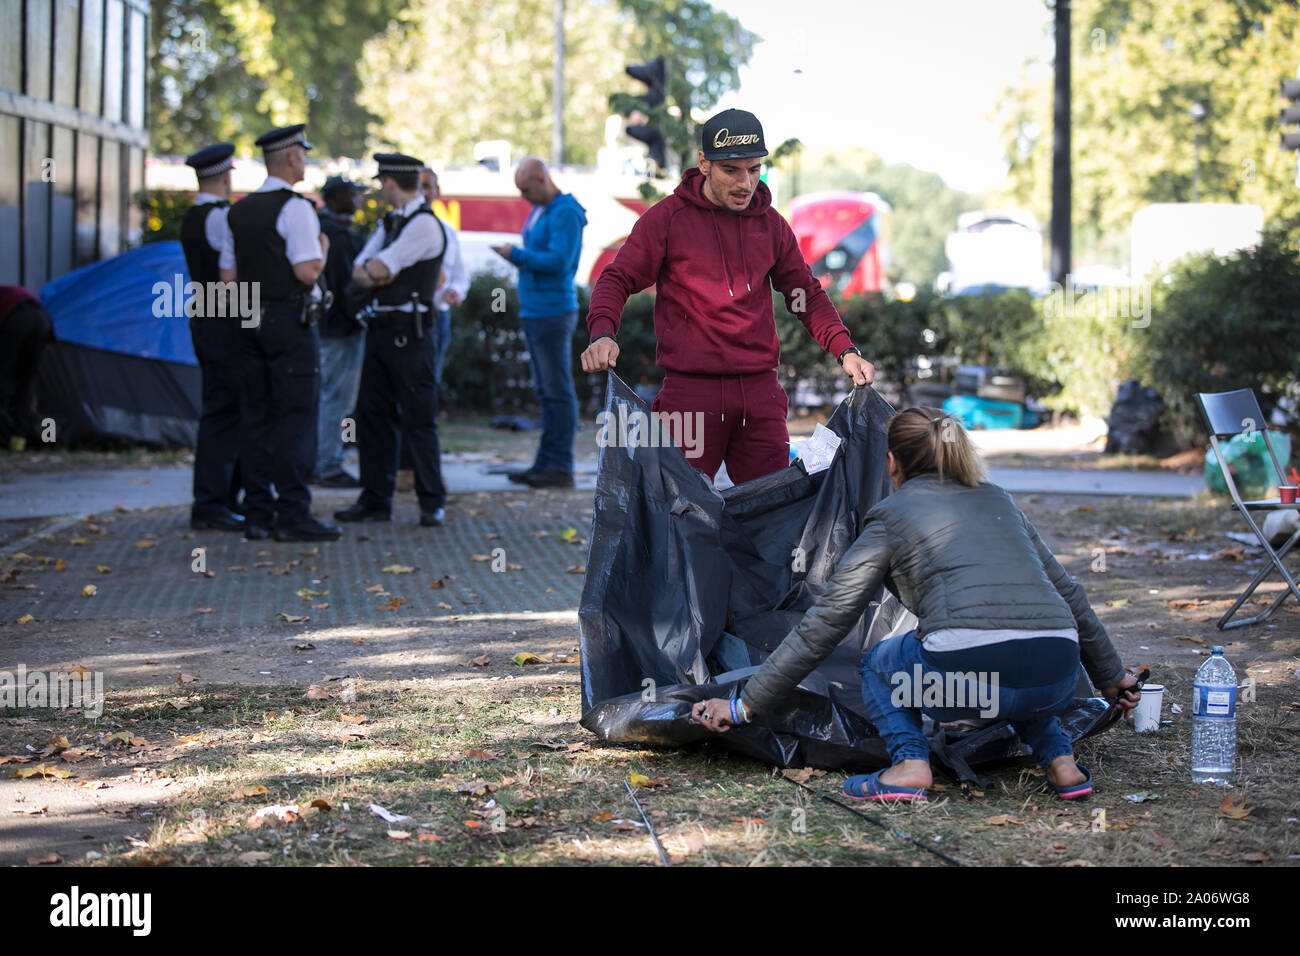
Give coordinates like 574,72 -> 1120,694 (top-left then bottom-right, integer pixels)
1196,388 -> 1300,630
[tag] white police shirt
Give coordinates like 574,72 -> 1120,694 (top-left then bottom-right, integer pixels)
193,191 -> 232,254
217,175 -> 323,271
354,196 -> 448,312
434,221 -> 469,311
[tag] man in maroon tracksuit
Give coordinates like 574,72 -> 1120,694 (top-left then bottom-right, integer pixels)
581,109 -> 874,486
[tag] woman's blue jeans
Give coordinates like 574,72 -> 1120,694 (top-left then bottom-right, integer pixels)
858,631 -> 1077,770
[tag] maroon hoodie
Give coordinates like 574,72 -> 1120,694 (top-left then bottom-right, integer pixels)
587,168 -> 855,375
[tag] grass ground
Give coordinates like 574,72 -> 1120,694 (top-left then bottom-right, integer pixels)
2,440 -> 1298,866
5,670 -> 1295,867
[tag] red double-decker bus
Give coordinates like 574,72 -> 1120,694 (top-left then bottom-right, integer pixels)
787,190 -> 892,297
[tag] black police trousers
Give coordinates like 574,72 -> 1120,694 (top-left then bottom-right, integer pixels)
237,303 -> 320,528
357,317 -> 445,514
189,315 -> 243,520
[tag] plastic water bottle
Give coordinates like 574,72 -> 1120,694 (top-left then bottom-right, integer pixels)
1191,646 -> 1237,785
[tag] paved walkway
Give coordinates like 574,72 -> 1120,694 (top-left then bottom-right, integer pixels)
0,458 -> 1205,522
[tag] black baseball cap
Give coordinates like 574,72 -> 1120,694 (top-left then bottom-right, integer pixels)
321,175 -> 361,198
700,109 -> 767,161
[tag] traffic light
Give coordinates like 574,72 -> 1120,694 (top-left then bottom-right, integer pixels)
622,57 -> 667,171
1282,78 -> 1300,151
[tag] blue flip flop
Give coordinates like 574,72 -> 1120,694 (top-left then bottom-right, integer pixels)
843,769 -> 928,802
1044,761 -> 1093,800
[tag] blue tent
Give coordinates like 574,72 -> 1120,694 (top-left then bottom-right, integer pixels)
36,242 -> 203,446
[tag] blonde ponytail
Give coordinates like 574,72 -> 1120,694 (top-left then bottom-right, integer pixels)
887,406 -> 987,487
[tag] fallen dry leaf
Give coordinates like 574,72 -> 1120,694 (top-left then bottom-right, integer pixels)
364,584 -> 386,593
177,673 -> 197,684
564,565 -> 586,574
134,539 -> 157,549
26,853 -> 63,865
464,748 -> 496,759
196,607 -> 214,614
54,559 -> 67,571
15,614 -> 34,624
277,612 -> 309,623
629,771 -> 669,788
429,578 -> 445,588
171,731 -> 203,743
381,564 -> 415,574
293,642 -> 316,651
512,653 -> 547,666
469,654 -> 491,667
1217,793 -> 1254,820
780,768 -> 827,784
95,565 -> 110,574
387,829 -> 411,840
378,597 -> 404,611
12,763 -> 74,780
232,785 -> 270,800
236,851 -> 270,864
303,685 -> 330,700
983,814 -> 1025,826
80,584 -> 97,597
437,601 -> 453,610
337,714 -> 367,724
312,603 -> 329,610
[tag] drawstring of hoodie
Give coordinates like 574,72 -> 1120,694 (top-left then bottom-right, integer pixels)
737,220 -> 750,292
710,214 -> 734,297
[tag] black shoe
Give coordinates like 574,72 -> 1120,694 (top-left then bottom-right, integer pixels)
506,467 -> 542,484
191,509 -> 245,532
519,468 -> 575,488
314,470 -> 362,489
244,524 -> 272,541
334,502 -> 392,523
273,517 -> 343,542
419,508 -> 446,527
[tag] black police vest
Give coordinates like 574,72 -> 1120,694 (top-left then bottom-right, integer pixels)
179,201 -> 227,285
227,189 -> 311,302
374,206 -> 446,309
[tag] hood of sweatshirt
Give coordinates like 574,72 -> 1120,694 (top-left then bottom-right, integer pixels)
544,191 -> 588,225
673,168 -> 772,299
674,167 -> 771,217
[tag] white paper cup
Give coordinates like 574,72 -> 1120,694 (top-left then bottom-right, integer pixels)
1132,683 -> 1164,732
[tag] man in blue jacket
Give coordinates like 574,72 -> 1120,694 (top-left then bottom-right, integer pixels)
491,157 -> 587,488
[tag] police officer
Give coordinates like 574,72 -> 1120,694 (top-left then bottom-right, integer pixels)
181,143 -> 243,531
335,153 -> 448,527
220,124 -> 342,542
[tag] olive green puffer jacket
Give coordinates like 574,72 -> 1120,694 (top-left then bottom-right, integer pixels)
740,473 -> 1127,716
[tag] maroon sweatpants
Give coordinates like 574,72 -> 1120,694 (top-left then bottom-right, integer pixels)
651,369 -> 790,486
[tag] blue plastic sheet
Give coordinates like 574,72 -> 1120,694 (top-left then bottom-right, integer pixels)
39,241 -> 197,366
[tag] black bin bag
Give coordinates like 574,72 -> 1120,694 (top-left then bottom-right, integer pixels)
579,373 -> 1122,779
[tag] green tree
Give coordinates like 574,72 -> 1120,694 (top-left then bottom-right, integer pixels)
358,0 -> 638,164
151,0 -> 405,156
995,0 -> 1300,261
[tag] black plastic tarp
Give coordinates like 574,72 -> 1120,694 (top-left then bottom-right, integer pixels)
579,372 -> 1120,779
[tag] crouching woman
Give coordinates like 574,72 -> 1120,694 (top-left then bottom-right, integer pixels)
693,406 -> 1141,801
